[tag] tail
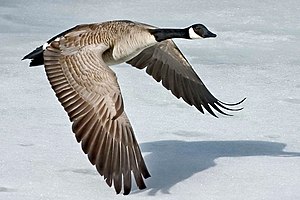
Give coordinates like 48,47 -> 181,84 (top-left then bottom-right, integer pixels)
22,25 -> 80,67
22,45 -> 44,67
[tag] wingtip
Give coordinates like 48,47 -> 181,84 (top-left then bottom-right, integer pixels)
219,97 -> 246,106
209,97 -> 246,117
123,187 -> 131,195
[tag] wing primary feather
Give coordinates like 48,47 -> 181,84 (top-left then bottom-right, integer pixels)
177,75 -> 193,106
82,122 -> 101,158
161,65 -> 170,89
67,102 -> 91,121
64,98 -> 85,113
48,78 -> 68,87
133,144 -> 151,178
80,119 -> 98,151
86,125 -> 103,165
210,103 -> 232,116
51,81 -> 69,93
56,89 -> 76,102
216,101 -> 244,111
56,88 -> 74,99
85,125 -> 104,163
150,60 -> 163,82
96,133 -> 109,176
194,88 -> 218,117
219,97 -> 246,106
122,145 -> 131,195
112,143 -> 122,194
168,69 -> 180,98
72,109 -> 95,141
204,104 -> 218,118
104,139 -> 114,187
128,146 -> 146,189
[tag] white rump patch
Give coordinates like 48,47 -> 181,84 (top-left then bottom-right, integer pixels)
188,27 -> 202,39
43,37 -> 61,50
42,42 -> 49,50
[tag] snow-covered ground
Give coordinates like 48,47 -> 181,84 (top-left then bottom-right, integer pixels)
1,0 -> 300,199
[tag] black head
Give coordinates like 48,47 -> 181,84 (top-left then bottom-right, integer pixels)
189,24 -> 217,39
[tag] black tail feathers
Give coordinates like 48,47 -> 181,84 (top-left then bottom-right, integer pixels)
22,25 -> 80,67
22,45 -> 44,67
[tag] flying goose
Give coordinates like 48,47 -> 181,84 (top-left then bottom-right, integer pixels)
23,20 -> 245,195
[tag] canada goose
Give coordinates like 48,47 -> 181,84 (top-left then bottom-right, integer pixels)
23,20 -> 245,195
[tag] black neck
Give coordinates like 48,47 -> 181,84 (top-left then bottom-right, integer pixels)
149,28 -> 190,42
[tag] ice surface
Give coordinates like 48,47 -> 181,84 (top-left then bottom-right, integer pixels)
1,0 -> 299,199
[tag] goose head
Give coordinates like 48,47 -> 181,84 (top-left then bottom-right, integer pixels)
188,24 -> 217,39
149,24 -> 216,42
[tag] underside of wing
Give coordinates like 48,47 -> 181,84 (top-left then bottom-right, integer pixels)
127,39 -> 245,117
43,35 -> 150,195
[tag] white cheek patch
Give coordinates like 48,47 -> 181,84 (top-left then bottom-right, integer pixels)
188,27 -> 202,39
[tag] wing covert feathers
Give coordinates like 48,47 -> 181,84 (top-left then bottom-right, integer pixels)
44,38 -> 150,195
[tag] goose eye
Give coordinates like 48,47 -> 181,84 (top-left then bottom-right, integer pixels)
193,26 -> 205,36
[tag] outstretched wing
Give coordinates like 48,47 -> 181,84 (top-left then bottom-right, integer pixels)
127,40 -> 245,117
43,32 -> 150,195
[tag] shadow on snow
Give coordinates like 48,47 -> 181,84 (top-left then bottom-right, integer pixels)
135,139 -> 300,195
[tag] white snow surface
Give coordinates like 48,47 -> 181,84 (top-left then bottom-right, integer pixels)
1,0 -> 300,199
